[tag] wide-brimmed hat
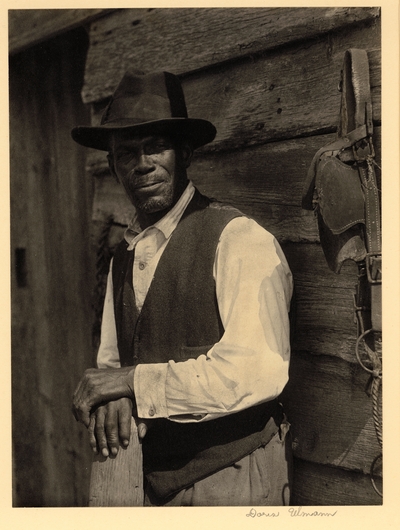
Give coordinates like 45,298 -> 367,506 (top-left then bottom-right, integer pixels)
71,70 -> 216,151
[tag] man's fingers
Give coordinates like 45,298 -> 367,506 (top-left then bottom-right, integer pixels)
94,408 -> 109,457
88,415 -> 98,454
72,367 -> 136,425
104,404 -> 120,456
72,404 -> 91,427
84,399 -> 136,458
118,398 -> 133,447
137,419 -> 153,439
71,369 -> 102,426
137,422 -> 148,439
73,405 -> 91,427
72,375 -> 92,427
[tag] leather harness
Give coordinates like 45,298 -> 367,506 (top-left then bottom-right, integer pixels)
302,49 -> 382,496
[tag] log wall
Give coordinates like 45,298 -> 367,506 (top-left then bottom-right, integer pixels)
10,7 -> 380,506
80,7 -> 381,506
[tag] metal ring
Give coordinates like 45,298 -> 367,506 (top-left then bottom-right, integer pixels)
370,453 -> 383,497
355,329 -> 376,374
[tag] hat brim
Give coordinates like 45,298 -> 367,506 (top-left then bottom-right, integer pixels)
71,118 -> 216,151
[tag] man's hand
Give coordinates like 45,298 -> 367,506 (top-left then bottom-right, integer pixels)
72,366 -> 135,427
89,398 -> 133,457
88,398 -> 151,458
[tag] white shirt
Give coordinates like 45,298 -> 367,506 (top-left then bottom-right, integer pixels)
97,182 -> 293,423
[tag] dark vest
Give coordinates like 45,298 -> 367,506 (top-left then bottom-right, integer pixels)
112,190 -> 282,502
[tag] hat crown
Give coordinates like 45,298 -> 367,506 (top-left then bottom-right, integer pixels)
101,71 -> 188,126
71,70 -> 216,151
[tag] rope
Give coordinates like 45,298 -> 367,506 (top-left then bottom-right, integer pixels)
371,375 -> 382,448
353,322 -> 382,496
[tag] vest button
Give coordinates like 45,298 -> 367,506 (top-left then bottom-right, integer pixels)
148,407 -> 155,417
138,262 -> 146,270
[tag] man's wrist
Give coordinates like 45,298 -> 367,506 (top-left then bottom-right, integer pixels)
121,366 -> 136,401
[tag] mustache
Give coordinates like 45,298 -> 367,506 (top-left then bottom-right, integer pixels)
127,172 -> 167,190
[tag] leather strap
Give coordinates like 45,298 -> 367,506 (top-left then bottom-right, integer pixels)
339,49 -> 374,137
302,124 -> 368,210
341,49 -> 381,333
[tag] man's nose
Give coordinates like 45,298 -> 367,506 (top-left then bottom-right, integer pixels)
133,152 -> 154,175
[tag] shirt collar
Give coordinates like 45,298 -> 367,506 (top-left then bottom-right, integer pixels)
124,181 -> 195,249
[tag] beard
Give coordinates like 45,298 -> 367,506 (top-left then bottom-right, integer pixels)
132,190 -> 174,213
128,171 -> 189,215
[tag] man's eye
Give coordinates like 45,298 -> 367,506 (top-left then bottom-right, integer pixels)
117,150 -> 133,159
146,142 -> 170,154
118,156 -> 133,165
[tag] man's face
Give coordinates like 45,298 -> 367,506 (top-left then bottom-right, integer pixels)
109,133 -> 190,215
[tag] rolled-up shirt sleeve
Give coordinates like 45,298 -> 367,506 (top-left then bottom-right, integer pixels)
134,216 -> 293,422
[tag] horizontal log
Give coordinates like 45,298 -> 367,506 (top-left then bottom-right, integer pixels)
92,174 -> 318,242
281,351 -> 382,475
186,45 -> 380,153
87,133 -> 335,202
9,9 -> 115,55
88,127 -> 380,245
292,458 -> 382,505
283,242 -> 362,361
85,32 -> 380,154
82,7 -> 380,103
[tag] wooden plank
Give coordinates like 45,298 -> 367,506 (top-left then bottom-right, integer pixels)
89,418 -> 143,506
86,30 -> 380,153
10,30 -> 94,506
91,173 -> 318,243
9,9 -> 115,55
184,47 -> 380,153
281,352 -> 382,475
292,459 -> 382,505
87,127 -> 380,244
283,242 -> 361,361
88,134 -> 332,204
81,7 -> 380,103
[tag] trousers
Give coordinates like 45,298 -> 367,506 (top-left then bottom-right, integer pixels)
144,419 -> 292,506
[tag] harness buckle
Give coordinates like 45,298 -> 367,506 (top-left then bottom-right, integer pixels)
352,135 -> 375,162
366,252 -> 382,284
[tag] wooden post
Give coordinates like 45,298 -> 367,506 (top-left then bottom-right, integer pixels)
88,418 -> 144,506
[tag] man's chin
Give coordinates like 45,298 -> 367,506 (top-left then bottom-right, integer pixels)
134,195 -> 173,215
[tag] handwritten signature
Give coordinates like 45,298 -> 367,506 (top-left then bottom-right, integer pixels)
246,508 -> 279,517
288,506 -> 337,517
246,506 -> 337,518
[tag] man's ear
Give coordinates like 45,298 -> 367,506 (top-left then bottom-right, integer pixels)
180,144 -> 193,169
107,153 -> 119,182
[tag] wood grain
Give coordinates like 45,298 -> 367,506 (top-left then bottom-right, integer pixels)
84,28 -> 380,155
292,458 -> 382,505
283,242 -> 363,362
10,31 -> 94,506
81,7 -> 380,103
87,127 -> 380,245
81,8 -> 382,508
281,351 -> 381,474
89,418 -> 143,506
10,6 -> 383,509
91,173 -> 319,243
9,9 -> 114,55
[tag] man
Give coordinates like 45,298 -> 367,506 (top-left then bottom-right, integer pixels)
72,70 -> 293,506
